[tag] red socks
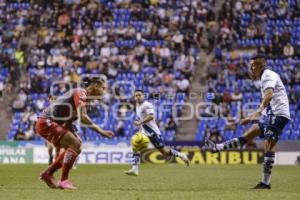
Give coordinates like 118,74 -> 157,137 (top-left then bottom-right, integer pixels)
61,148 -> 78,181
44,148 -> 79,181
46,150 -> 66,175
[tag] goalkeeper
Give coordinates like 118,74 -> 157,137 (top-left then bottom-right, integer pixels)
124,90 -> 190,176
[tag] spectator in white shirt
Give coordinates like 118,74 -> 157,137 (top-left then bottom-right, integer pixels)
36,99 -> 45,111
172,31 -> 184,51
176,75 -> 190,94
101,45 -> 111,57
283,43 -> 294,57
160,46 -> 171,58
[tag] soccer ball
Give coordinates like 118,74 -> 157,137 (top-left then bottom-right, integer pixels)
131,132 -> 150,152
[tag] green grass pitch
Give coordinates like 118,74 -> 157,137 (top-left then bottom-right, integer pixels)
0,164 -> 299,200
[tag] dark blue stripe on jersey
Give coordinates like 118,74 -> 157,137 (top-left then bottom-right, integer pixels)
266,105 -> 273,115
264,87 -> 274,91
142,124 -> 158,135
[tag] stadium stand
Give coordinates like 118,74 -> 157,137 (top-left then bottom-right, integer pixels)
198,0 -> 300,142
1,0 -> 300,142
3,0 -> 216,141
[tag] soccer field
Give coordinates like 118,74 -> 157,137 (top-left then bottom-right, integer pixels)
0,164 -> 299,200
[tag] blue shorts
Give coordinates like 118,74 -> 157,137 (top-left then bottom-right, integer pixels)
148,134 -> 165,149
258,115 -> 290,141
142,124 -> 165,149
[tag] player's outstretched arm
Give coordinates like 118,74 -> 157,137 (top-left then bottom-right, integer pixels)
134,114 -> 154,126
79,106 -> 114,138
241,88 -> 274,125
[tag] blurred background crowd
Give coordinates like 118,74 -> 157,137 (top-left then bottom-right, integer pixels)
0,0 -> 299,145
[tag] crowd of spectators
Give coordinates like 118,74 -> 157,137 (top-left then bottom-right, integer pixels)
2,0 -> 219,140
2,0 -> 300,142
0,0 -> 27,99
200,0 -> 300,142
20,0 -> 215,94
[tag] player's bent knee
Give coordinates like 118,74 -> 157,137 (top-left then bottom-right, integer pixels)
265,139 -> 278,152
70,139 -> 82,154
60,131 -> 82,153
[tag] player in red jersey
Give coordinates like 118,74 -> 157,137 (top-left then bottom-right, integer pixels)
46,95 -> 61,165
35,77 -> 114,190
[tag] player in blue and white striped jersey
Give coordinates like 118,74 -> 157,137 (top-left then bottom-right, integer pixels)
206,55 -> 290,189
124,90 -> 190,176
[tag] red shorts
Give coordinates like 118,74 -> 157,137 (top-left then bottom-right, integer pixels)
35,118 -> 69,147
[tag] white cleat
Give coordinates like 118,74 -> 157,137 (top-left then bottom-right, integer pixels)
124,169 -> 139,176
204,138 -> 219,153
178,152 -> 190,166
